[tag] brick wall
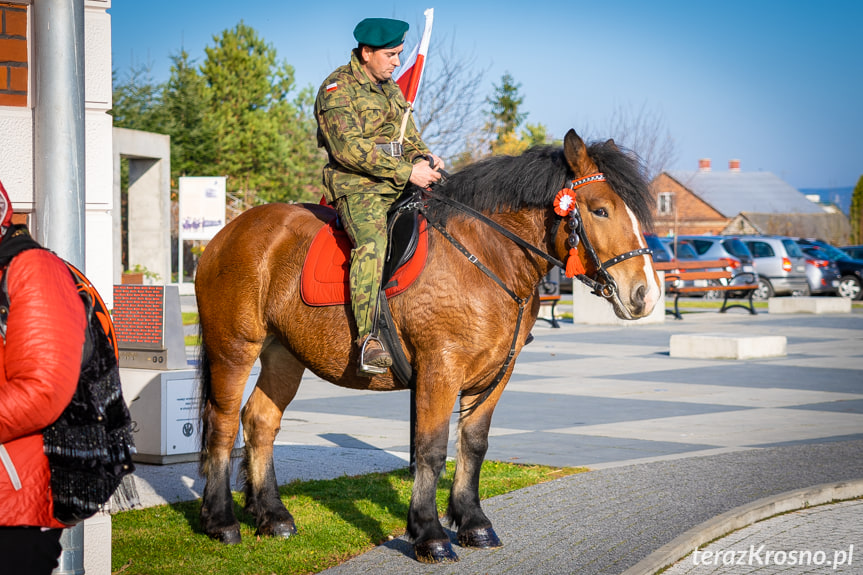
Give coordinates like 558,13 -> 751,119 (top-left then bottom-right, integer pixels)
649,173 -> 729,236
0,2 -> 27,107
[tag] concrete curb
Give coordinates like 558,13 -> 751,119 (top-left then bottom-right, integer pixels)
620,478 -> 863,575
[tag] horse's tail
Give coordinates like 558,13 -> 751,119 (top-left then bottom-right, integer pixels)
197,322 -> 213,474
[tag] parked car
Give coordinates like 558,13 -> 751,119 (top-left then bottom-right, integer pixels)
796,239 -> 863,300
644,233 -> 673,263
840,245 -> 863,260
676,235 -> 757,277
796,244 -> 841,295
736,236 -> 809,299
679,234 -> 758,283
645,234 -> 697,294
671,235 -> 757,299
660,237 -> 699,261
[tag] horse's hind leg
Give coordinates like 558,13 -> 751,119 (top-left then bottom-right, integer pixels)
446,388 -> 506,549
199,342 -> 261,544
241,339 -> 304,537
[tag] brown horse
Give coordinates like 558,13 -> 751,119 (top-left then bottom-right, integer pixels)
194,129 -> 660,562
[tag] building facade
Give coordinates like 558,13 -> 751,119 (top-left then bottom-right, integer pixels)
0,0 -> 115,303
649,158 -> 847,243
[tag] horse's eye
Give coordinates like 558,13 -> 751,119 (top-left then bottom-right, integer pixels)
592,207 -> 609,218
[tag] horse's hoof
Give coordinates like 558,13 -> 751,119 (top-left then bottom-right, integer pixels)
414,539 -> 459,563
459,526 -> 502,548
257,519 -> 298,538
210,526 -> 242,545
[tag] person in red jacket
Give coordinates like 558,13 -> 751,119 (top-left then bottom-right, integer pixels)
0,180 -> 86,574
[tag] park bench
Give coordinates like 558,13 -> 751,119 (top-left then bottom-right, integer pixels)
537,272 -> 562,328
654,259 -> 759,320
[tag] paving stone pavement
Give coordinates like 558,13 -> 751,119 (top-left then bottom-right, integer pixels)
661,499 -> 862,575
140,300 -> 863,574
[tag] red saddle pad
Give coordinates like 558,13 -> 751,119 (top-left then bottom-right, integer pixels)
301,213 -> 429,306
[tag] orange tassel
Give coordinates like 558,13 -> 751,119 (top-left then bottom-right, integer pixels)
565,247 -> 585,277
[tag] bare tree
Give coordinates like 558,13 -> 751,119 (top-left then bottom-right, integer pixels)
587,102 -> 677,182
411,33 -> 489,162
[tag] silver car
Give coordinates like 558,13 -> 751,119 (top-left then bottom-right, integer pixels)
675,235 -> 757,277
797,244 -> 841,295
672,235 -> 758,299
737,236 -> 809,298
660,237 -> 699,261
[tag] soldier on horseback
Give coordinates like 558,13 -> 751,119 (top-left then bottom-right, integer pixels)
315,17 -> 444,375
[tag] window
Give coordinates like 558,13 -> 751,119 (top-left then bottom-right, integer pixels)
657,192 -> 674,216
748,241 -> 774,258
690,239 -> 712,255
781,239 -> 804,258
722,239 -> 753,259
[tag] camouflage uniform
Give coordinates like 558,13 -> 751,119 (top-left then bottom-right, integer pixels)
315,50 -> 429,340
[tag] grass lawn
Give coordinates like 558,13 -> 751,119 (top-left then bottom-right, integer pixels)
112,460 -> 585,574
183,312 -> 199,347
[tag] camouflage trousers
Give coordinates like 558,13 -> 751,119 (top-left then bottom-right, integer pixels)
335,191 -> 399,342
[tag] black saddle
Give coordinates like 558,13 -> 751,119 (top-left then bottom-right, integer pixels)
381,187 -> 425,289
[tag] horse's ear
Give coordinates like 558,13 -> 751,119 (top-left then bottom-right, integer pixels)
564,129 -> 596,176
606,138 -> 619,151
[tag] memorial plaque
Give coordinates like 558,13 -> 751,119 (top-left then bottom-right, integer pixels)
113,285 -> 187,369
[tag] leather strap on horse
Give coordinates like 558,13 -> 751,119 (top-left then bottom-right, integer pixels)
375,212 -> 526,412
422,216 -> 527,412
423,190 -> 568,271
421,188 -> 645,298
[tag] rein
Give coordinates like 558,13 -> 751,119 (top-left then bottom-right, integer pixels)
421,173 -> 651,299
415,174 -> 651,408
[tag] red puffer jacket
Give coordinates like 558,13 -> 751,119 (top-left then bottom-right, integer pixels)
0,249 -> 85,528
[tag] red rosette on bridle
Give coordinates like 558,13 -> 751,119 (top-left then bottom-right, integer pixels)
553,188 -> 585,276
553,188 -> 577,217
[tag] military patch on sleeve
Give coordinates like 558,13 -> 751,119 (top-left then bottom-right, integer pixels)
326,82 -> 339,92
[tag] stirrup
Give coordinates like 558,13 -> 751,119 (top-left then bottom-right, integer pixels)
358,335 -> 389,375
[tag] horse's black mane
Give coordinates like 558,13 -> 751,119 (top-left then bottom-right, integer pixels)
427,141 -> 653,230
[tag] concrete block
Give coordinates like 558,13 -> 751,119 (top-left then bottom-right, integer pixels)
571,272 -> 665,325
768,296 -> 852,314
670,333 -> 787,360
84,511 -> 112,575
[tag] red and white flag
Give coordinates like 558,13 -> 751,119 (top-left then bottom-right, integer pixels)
394,8 -> 434,105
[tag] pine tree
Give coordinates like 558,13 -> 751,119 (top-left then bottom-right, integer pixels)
111,63 -> 168,133
201,21 -> 322,205
163,50 -> 216,181
486,72 -> 527,141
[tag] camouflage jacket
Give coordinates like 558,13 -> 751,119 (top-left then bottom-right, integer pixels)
315,51 -> 429,201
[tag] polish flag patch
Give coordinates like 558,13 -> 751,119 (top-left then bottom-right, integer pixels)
326,82 -> 338,92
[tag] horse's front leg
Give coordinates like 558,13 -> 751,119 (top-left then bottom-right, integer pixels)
446,384 -> 507,549
408,381 -> 459,563
241,341 -> 304,537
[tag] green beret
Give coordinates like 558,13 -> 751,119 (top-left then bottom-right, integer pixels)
353,18 -> 409,48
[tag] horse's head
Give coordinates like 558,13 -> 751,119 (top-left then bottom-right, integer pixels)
555,129 -> 661,319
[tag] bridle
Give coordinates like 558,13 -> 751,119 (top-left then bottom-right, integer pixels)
549,173 -> 653,299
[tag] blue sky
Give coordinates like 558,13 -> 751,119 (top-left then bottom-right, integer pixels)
109,1 -> 862,191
